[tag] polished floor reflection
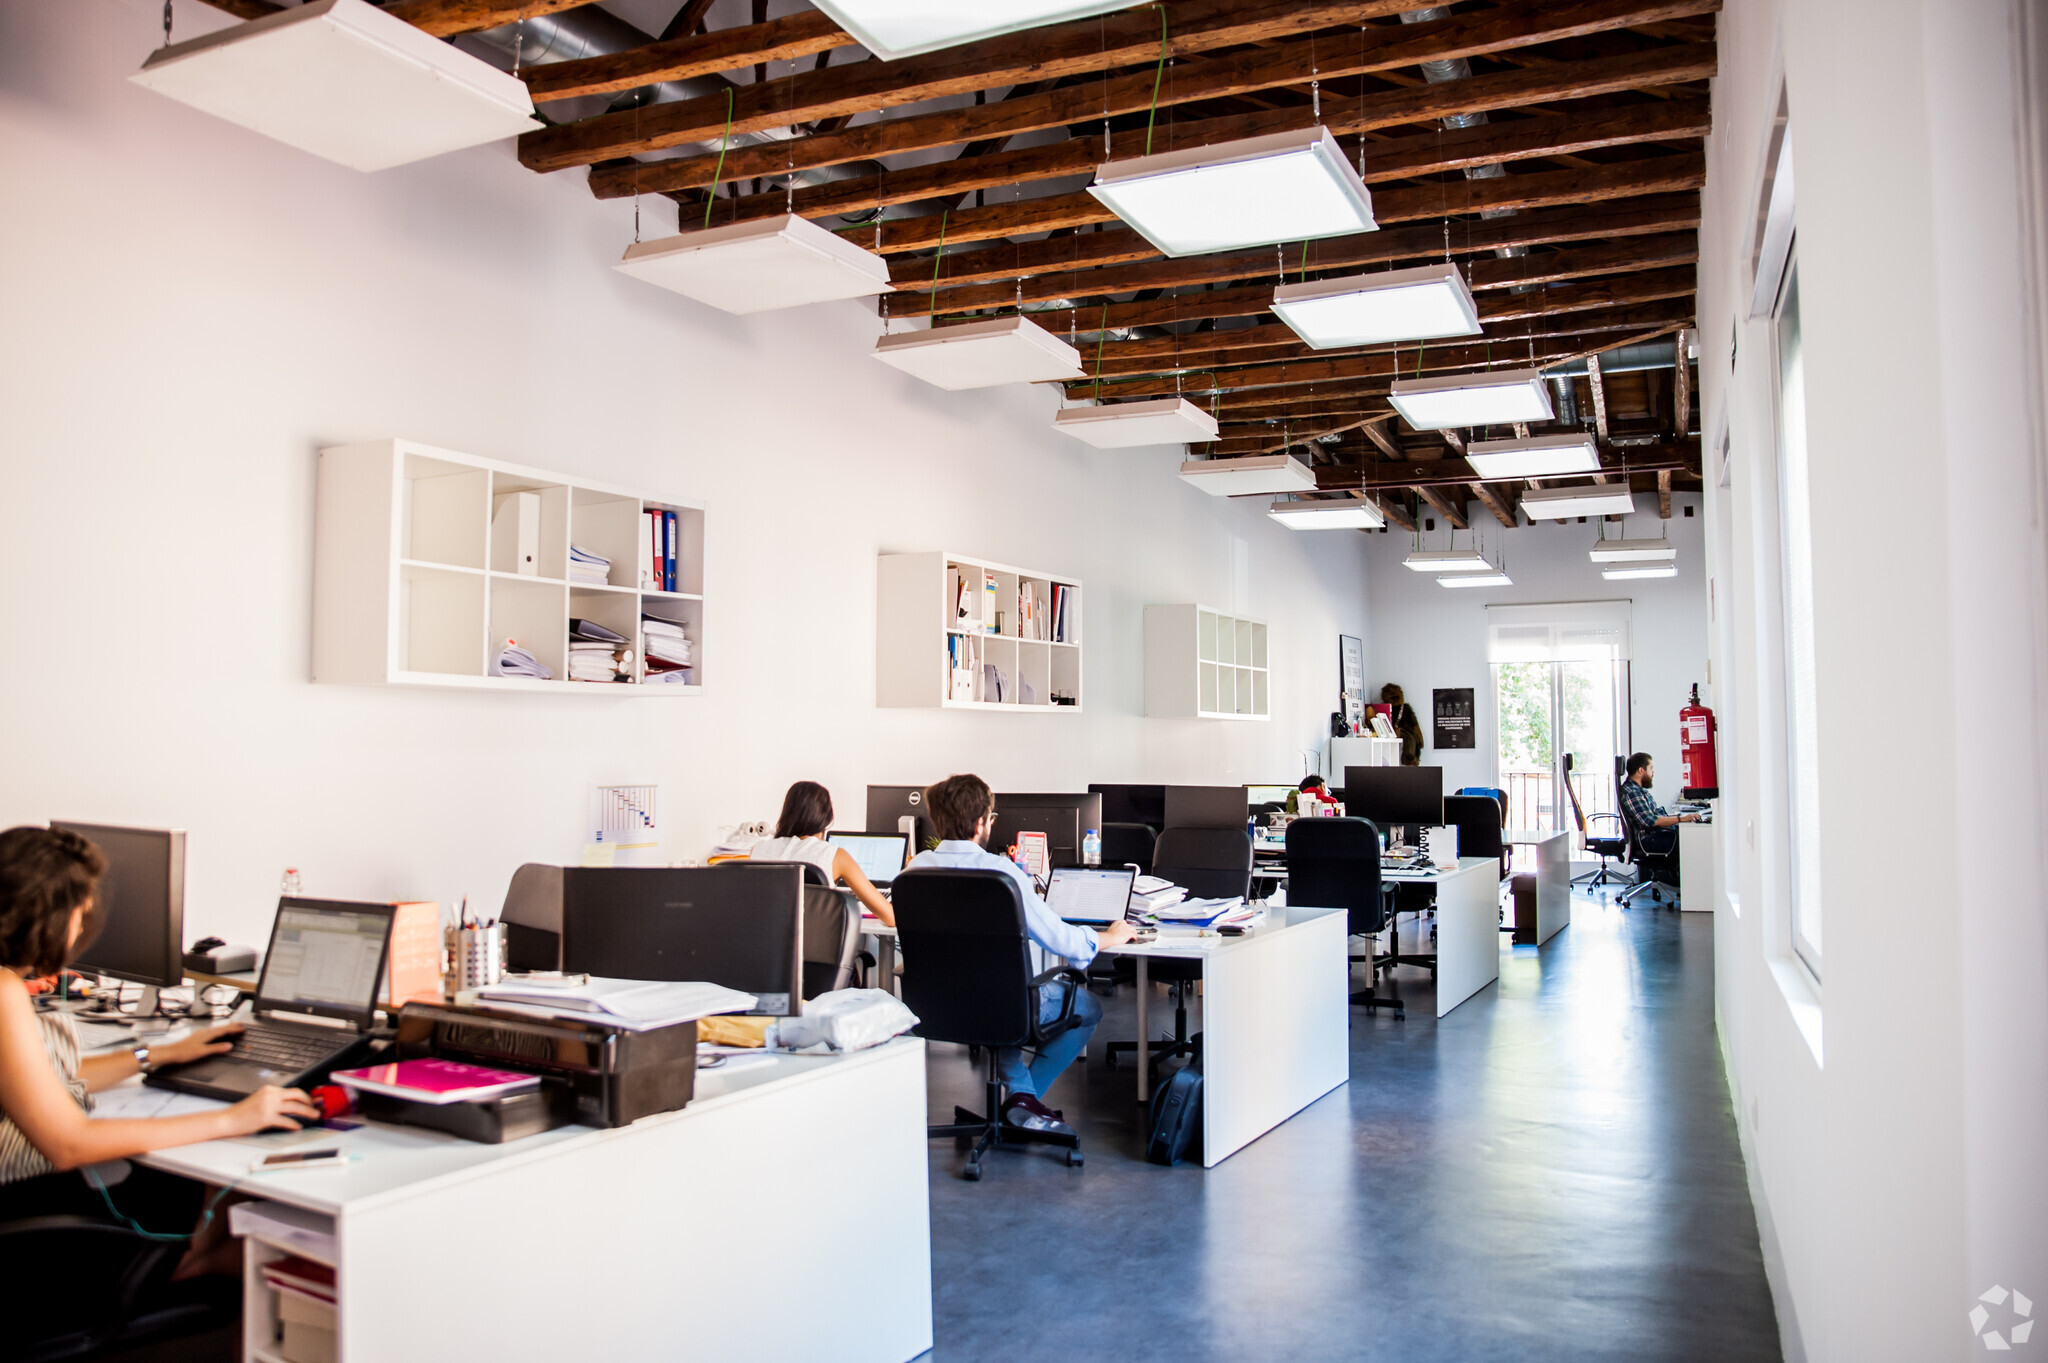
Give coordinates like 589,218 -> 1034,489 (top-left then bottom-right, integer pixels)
922,890 -> 1781,1363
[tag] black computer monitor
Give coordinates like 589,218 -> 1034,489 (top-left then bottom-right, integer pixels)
49,822 -> 185,991
990,792 -> 1103,869
865,785 -> 937,854
1343,766 -> 1445,839
561,865 -> 804,1014
1089,783 -> 1165,828
1163,785 -> 1247,830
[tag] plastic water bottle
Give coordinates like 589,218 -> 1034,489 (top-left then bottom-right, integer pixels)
281,867 -> 302,897
1081,829 -> 1101,867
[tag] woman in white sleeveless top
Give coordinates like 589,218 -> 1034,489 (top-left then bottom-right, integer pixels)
0,827 -> 319,1236
749,782 -> 897,926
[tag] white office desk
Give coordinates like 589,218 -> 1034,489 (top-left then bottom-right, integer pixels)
1678,810 -> 1719,912
136,1039 -> 933,1363
1504,828 -> 1573,944
1381,856 -> 1503,1017
1096,906 -> 1348,1167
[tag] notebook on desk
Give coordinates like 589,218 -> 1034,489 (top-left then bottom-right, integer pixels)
1047,866 -> 1137,925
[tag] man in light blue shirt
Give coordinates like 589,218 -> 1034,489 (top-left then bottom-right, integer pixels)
906,774 -> 1135,1139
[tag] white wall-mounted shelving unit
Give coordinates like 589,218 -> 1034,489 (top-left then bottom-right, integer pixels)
877,551 -> 1081,711
314,438 -> 704,694
1144,604 -> 1270,719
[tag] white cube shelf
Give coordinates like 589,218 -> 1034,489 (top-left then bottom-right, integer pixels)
877,551 -> 1081,711
1144,604 -> 1269,719
314,439 -> 704,694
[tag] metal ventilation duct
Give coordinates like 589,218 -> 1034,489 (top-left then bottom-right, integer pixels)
1398,8 -> 1529,279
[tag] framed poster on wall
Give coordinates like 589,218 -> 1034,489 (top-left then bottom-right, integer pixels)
1339,634 -> 1365,727
1433,687 -> 1476,749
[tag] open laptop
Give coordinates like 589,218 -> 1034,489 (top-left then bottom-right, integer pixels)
150,898 -> 395,1100
1046,866 -> 1138,926
828,831 -> 910,890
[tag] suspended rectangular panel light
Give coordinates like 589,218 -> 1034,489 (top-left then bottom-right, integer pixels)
873,316 -> 1084,390
1272,264 -> 1480,349
1388,368 -> 1555,430
1268,496 -> 1386,531
1465,433 -> 1601,480
1587,537 -> 1679,563
1521,484 -> 1638,520
1438,572 -> 1514,589
1602,565 -> 1679,580
131,0 -> 537,172
617,215 -> 889,315
1402,548 -> 1495,573
1055,398 -> 1220,448
1087,127 -> 1378,258
1179,454 -> 1318,497
809,0 -> 1148,61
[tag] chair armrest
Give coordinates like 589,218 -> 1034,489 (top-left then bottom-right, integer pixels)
1587,812 -> 1624,831
1029,966 -> 1089,1032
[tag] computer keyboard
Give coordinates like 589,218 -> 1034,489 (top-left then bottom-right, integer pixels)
230,1024 -> 343,1072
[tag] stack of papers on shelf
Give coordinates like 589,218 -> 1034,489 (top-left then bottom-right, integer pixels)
642,615 -> 692,682
569,619 -> 633,682
493,641 -> 552,679
473,977 -> 756,1031
262,1256 -> 336,1308
568,544 -> 611,585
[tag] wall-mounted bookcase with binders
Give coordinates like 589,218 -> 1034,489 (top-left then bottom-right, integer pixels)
313,439 -> 704,694
1144,604 -> 1270,719
877,551 -> 1081,711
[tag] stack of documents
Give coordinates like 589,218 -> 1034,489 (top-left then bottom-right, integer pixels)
1132,876 -> 1186,912
568,544 -> 611,585
1153,896 -> 1253,929
493,641 -> 552,679
569,619 -> 633,682
473,977 -> 756,1031
642,616 -> 691,681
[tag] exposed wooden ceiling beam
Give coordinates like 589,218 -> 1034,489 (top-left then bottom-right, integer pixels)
195,0 -> 281,19
1672,324 -> 1693,435
1069,332 -> 1599,400
383,0 -> 605,39
1472,483 -> 1519,527
523,0 -> 1440,173
1586,351 -> 1612,438
1297,443 -> 1697,490
520,10 -> 848,102
1382,497 -> 1420,533
1416,486 -> 1471,531
1657,468 -> 1675,517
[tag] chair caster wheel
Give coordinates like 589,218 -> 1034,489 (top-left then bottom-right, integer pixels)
1067,1150 -> 1083,1168
963,1163 -> 982,1182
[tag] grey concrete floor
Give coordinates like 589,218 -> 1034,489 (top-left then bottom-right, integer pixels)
919,887 -> 1782,1363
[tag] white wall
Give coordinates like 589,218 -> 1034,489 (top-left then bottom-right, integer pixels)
1699,1 -> 2048,1360
0,1 -> 1368,950
1361,504 -> 1709,797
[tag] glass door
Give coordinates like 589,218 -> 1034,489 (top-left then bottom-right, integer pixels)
1494,660 -> 1631,839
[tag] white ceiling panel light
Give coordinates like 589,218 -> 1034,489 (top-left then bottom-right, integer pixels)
1438,572 -> 1514,589
1179,454 -> 1318,497
1268,495 -> 1387,530
1466,433 -> 1601,480
1588,537 -> 1678,564
1521,484 -> 1638,520
617,215 -> 890,314
809,0 -> 1148,61
1087,127 -> 1378,258
1055,398 -> 1220,448
873,316 -> 1084,390
1402,548 -> 1495,573
131,0 -> 537,172
1601,565 -> 1679,580
1272,264 -> 1480,349
1388,368 -> 1555,430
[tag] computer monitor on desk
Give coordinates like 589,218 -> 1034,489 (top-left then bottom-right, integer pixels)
1343,767 -> 1444,846
1089,783 -> 1165,828
561,865 -> 804,1014
866,785 -> 937,854
1245,784 -> 1295,809
1163,785 -> 1246,830
49,822 -> 186,1010
990,792 -> 1103,869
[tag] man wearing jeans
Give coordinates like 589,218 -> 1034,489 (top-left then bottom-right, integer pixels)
1618,752 -> 1701,861
905,774 -> 1135,1139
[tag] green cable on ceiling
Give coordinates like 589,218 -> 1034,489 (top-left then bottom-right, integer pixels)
927,210 -> 950,315
702,87 -> 734,231
1144,7 -> 1169,156
1092,303 -> 1110,402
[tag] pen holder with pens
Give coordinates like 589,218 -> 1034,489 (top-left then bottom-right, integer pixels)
454,925 -> 506,990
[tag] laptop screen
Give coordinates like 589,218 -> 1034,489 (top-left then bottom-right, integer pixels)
828,832 -> 909,885
1045,867 -> 1137,924
255,898 -> 397,1027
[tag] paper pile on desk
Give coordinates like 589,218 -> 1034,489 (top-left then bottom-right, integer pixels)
1151,897 -> 1254,929
473,977 -> 755,1031
1132,876 -> 1186,912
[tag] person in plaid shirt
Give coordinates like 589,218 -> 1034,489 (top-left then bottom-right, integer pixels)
1618,753 -> 1701,858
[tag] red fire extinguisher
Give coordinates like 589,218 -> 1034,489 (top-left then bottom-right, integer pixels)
1679,683 -> 1719,799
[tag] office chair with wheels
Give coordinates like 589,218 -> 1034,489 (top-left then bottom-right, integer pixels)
890,868 -> 1087,1181
1443,794 -> 1508,882
1099,822 -> 1156,876
1618,818 -> 1682,908
730,860 -> 868,996
0,1212 -> 240,1362
1565,753 -> 1629,887
1105,826 -> 1252,1074
1284,816 -> 1404,1017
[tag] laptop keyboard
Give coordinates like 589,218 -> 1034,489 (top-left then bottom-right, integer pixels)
230,1024 -> 344,1072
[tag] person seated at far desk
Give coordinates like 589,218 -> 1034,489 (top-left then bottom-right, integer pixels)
1286,775 -> 1334,816
906,774 -> 1135,1140
0,827 -> 318,1266
749,780 -> 896,927
1617,753 -> 1701,863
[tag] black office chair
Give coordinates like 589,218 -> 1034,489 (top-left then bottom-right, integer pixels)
1618,818 -> 1681,908
1443,794 -> 1507,881
891,868 -> 1087,1181
1099,822 -> 1156,876
0,1212 -> 240,1361
1104,826 -> 1252,1075
731,859 -> 867,996
1564,753 -> 1628,887
1284,816 -> 1404,1017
